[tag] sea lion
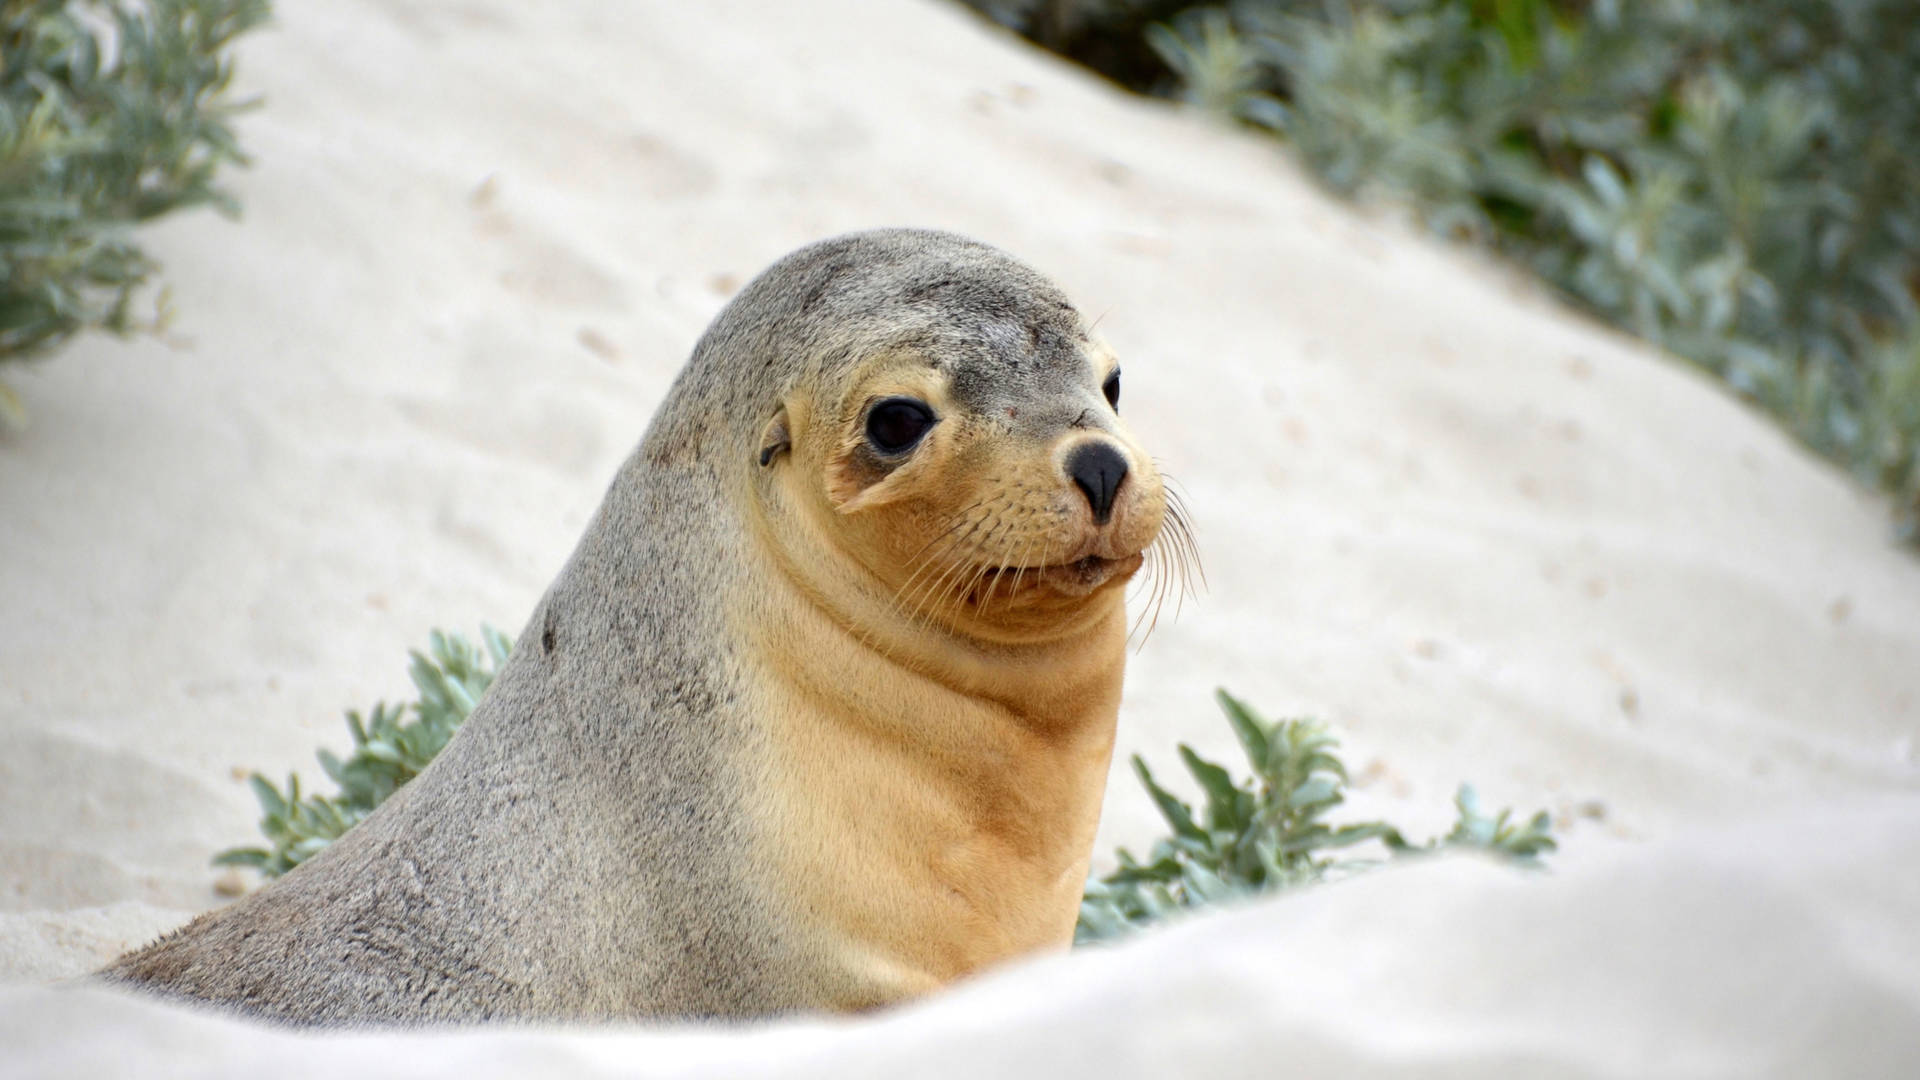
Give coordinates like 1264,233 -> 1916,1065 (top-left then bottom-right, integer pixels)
102,228 -> 1185,1026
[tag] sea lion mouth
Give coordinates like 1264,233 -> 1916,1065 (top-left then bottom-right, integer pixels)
969,551 -> 1145,602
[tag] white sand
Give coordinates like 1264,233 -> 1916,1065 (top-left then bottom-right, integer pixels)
1,0 -> 1917,1073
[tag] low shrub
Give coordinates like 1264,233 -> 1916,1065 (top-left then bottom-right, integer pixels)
0,0 -> 269,418
213,628 -> 512,876
1078,689 -> 1553,941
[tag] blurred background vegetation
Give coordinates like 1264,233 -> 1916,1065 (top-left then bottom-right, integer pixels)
7,0 -> 1916,545
961,0 -> 1920,543
0,0 -> 267,420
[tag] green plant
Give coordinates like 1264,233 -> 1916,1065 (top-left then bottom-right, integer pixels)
214,627 -> 512,876
960,0 -> 1920,543
1077,688 -> 1553,942
0,0 -> 269,418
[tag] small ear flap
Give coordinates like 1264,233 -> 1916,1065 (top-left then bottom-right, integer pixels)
758,407 -> 791,467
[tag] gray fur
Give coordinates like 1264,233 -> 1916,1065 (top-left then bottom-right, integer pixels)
100,230 -> 1089,1027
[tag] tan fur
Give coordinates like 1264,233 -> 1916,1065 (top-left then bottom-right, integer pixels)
738,342 -> 1161,1004
100,229 -> 1167,1025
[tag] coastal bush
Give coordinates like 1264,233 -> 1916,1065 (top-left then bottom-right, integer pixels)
962,0 -> 1920,541
219,630 -> 1554,938
213,628 -> 511,876
1076,689 -> 1553,941
0,0 -> 268,419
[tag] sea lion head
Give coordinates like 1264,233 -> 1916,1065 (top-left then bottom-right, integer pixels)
712,229 -> 1175,646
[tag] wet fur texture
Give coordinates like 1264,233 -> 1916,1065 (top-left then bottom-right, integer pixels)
100,229 -> 1168,1026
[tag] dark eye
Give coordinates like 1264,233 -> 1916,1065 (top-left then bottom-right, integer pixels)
1102,369 -> 1121,411
865,397 -> 936,454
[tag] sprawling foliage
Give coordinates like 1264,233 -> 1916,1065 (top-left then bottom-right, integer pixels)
963,0 -> 1920,541
0,0 -> 267,415
1077,689 -> 1552,941
214,628 -> 512,876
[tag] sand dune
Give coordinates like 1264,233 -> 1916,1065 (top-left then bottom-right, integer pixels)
2,0 -> 1917,1074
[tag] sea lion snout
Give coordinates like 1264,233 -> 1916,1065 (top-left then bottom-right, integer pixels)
1064,441 -> 1128,525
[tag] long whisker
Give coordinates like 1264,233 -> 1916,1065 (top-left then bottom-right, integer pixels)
905,541 -> 976,627
958,540 -> 1003,613
1129,518 -> 1173,646
1128,469 -> 1203,650
1024,532 -> 1053,609
1161,483 -> 1205,601
974,518 -> 1017,619
991,519 -> 1041,618
1127,541 -> 1162,643
890,497 -> 1004,627
955,518 -> 1014,615
887,545 -> 964,633
905,494 -> 992,563
919,514 -> 1008,626
888,516 -> 977,623
855,507 -> 992,663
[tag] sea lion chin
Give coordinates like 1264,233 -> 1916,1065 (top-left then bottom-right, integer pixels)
101,228 -> 1181,1026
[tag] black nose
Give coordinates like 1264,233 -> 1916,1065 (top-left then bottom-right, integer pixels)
1066,441 -> 1129,525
